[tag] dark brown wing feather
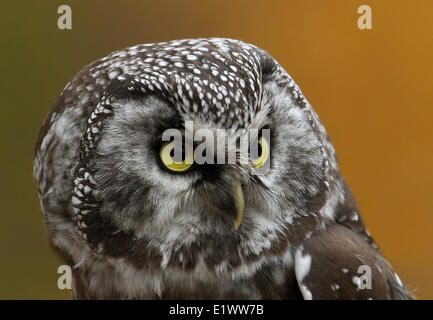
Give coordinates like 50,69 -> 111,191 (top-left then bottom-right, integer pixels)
295,223 -> 412,300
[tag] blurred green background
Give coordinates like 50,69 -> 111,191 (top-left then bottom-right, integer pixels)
0,1 -> 432,299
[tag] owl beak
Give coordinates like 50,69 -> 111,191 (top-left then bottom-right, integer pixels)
213,181 -> 244,230
232,181 -> 244,230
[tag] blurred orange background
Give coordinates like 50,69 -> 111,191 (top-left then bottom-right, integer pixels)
0,0 -> 431,299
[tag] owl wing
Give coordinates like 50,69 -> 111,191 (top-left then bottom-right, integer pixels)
294,223 -> 412,300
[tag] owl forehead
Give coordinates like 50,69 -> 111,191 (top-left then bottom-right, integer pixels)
86,38 -> 274,129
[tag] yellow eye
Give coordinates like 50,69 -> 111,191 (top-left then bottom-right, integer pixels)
160,141 -> 194,172
251,136 -> 270,168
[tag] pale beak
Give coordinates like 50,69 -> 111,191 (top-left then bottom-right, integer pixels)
213,181 -> 245,230
232,181 -> 244,230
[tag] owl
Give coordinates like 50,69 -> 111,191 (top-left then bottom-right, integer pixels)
34,38 -> 412,299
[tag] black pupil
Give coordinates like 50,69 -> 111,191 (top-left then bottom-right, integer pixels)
170,144 -> 186,162
257,142 -> 262,157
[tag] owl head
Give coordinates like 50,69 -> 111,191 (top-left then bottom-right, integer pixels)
36,38 -> 339,274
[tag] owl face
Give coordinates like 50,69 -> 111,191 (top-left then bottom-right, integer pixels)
87,80 -> 327,245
